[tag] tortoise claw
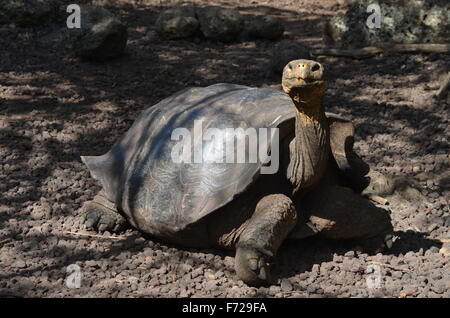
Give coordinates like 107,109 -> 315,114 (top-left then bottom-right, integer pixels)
248,258 -> 258,271
84,210 -> 101,230
384,234 -> 393,249
235,246 -> 273,286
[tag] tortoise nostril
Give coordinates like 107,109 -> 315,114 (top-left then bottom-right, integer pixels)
311,63 -> 320,72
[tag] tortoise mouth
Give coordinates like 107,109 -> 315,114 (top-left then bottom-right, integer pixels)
283,79 -> 325,94
294,79 -> 325,87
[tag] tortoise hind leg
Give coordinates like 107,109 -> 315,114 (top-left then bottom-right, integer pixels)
82,190 -> 128,233
235,194 -> 297,286
302,185 -> 394,253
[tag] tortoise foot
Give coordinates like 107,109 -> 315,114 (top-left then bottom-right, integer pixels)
82,201 -> 127,233
235,246 -> 273,286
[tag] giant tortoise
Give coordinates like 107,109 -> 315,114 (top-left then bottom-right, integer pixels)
81,60 -> 394,285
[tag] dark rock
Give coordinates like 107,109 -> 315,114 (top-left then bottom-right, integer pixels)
12,259 -> 26,268
215,270 -> 224,278
413,214 -> 428,230
205,280 -> 218,290
432,281 -> 447,294
439,243 -> 450,257
197,6 -> 243,42
242,15 -> 284,40
68,6 -> 128,61
444,215 -> 450,227
269,285 -> 281,295
155,6 -> 199,39
177,263 -> 193,275
280,279 -> 293,292
344,250 -> 356,258
333,254 -> 343,263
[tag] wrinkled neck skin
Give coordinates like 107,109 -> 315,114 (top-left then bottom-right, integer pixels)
287,85 -> 330,194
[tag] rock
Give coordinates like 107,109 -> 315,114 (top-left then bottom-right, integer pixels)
85,260 -> 99,268
392,270 -> 403,279
399,288 -> 417,298
41,223 -> 52,234
205,280 -> 218,290
177,263 -> 193,275
242,15 -> 284,40
332,254 -> 343,263
155,6 -> 199,39
280,279 -> 293,292
205,272 -> 215,280
428,246 -> 440,254
269,285 -> 281,295
439,243 -> 450,257
12,259 -> 26,268
412,166 -> 421,173
223,256 -> 234,267
155,7 -> 284,43
270,40 -> 310,74
191,267 -> 203,279
197,6 -> 243,42
215,270 -> 224,278
0,0 -> 57,27
444,215 -> 450,227
413,214 -> 428,230
428,223 -> 438,232
306,284 -> 317,293
432,281 -> 447,294
30,205 -> 46,220
68,6 -> 128,61
344,250 -> 355,258
325,0 -> 450,47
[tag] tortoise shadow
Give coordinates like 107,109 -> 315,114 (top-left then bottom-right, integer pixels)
140,223 -> 442,291
273,229 -> 443,284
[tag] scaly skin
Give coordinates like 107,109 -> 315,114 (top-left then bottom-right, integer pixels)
282,60 -> 330,194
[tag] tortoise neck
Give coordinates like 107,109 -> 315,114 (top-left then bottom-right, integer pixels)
288,92 -> 329,194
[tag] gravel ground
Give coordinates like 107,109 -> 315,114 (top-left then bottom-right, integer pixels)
0,0 -> 449,298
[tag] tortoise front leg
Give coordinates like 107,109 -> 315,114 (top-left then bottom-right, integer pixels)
235,194 -> 297,286
302,185 -> 394,252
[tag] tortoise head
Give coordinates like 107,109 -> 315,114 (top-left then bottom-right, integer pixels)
282,59 -> 325,109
